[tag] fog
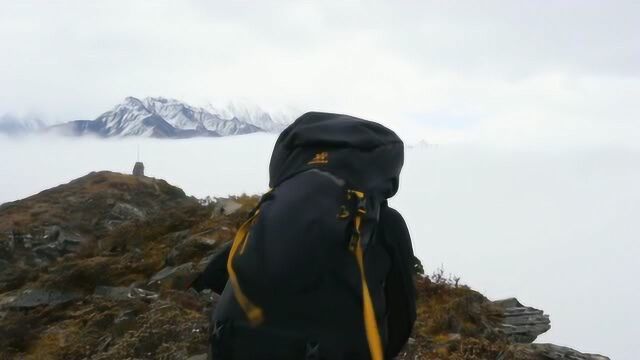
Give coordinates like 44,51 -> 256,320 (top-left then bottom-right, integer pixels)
1,135 -> 638,359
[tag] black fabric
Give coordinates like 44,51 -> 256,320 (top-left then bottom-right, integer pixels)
214,169 -> 377,359
378,205 -> 417,358
203,112 -> 415,359
210,320 -> 312,360
269,112 -> 404,199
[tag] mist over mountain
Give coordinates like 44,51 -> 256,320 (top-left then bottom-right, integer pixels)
1,97 -> 292,138
0,114 -> 46,136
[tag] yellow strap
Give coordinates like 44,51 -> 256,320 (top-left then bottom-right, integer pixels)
227,209 -> 264,326
350,191 -> 384,360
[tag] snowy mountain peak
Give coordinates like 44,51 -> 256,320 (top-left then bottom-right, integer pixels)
40,96 -> 292,138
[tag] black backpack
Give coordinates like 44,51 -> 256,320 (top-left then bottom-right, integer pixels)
199,112 -> 416,360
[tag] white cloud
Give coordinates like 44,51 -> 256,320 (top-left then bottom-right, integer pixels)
1,1 -> 639,146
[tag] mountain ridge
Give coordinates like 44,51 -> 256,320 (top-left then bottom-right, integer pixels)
0,171 -> 610,360
2,97 -> 292,138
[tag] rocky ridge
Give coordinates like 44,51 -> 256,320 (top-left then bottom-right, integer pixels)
0,172 -> 610,359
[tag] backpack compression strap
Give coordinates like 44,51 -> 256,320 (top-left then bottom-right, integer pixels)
227,208 -> 264,326
348,190 -> 384,360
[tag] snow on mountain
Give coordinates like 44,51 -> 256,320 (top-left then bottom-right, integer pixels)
46,96 -> 290,139
206,100 -> 293,133
0,114 -> 45,136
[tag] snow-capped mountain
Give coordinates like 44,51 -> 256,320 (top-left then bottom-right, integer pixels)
0,114 -> 45,136
47,97 -> 291,138
206,100 -> 292,133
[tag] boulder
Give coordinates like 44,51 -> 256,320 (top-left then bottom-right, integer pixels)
493,298 -> 551,343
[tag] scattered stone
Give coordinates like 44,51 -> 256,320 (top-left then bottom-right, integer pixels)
128,288 -> 159,300
111,202 -> 146,221
509,343 -> 611,360
493,297 -> 551,343
94,286 -> 159,301
6,289 -> 82,309
166,234 -> 219,266
32,243 -> 60,263
148,262 -> 197,290
212,198 -> 243,216
94,286 -> 131,300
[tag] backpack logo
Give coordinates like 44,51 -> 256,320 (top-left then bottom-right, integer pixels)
308,151 -> 329,165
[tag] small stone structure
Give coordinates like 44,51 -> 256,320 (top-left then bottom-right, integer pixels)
132,162 -> 145,177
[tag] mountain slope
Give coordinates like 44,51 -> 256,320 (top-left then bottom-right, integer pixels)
0,114 -> 45,136
0,172 -> 610,360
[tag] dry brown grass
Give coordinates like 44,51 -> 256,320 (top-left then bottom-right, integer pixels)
398,270 -> 508,359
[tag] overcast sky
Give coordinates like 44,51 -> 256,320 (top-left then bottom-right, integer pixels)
1,0 -> 638,145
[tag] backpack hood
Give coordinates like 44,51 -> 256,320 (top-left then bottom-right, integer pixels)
269,112 -> 405,198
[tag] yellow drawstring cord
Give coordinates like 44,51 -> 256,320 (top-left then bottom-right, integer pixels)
349,190 -> 384,360
227,209 -> 264,326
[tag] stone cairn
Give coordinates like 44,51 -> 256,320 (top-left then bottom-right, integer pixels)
132,162 -> 145,177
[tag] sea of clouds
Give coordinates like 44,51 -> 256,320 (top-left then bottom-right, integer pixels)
1,134 -> 638,360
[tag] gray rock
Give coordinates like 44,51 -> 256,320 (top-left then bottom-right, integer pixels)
111,202 -> 146,221
94,286 -> 131,300
212,198 -> 242,216
128,287 -> 159,300
150,262 -> 195,281
509,343 -> 610,360
32,243 -> 60,262
94,286 -> 159,301
493,297 -> 551,343
6,289 -> 82,309
148,262 -> 197,290
166,233 -> 218,266
42,225 -> 85,253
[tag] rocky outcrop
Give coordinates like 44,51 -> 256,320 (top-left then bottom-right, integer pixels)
508,343 -> 610,360
0,174 -> 610,360
493,297 -> 551,343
